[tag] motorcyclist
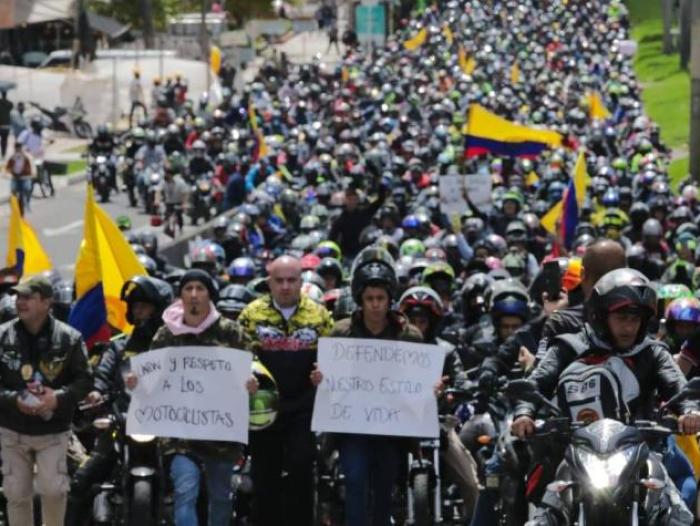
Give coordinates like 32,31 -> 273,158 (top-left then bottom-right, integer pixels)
65,276 -> 174,526
512,269 -> 700,525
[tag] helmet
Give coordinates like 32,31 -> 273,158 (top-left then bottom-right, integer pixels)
249,360 -> 279,431
116,215 -> 132,231
300,215 -> 321,232
316,257 -> 343,284
333,287 -> 357,320
399,238 -> 426,258
657,283 -> 693,313
227,257 -> 256,281
137,254 -> 157,276
0,295 -> 17,323
421,261 -> 455,287
351,247 -> 397,303
120,276 -> 174,324
665,297 -> 700,325
301,282 -> 325,304
217,284 -> 257,318
505,220 -> 528,244
588,269 -> 657,345
315,240 -> 342,260
641,218 -> 663,238
398,286 -> 444,319
190,241 -> 226,273
51,280 -> 74,322
487,278 -> 530,321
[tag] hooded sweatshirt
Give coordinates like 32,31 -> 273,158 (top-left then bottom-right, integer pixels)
150,301 -> 249,461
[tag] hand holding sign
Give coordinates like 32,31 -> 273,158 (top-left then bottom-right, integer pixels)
126,346 -> 253,444
311,338 -> 446,438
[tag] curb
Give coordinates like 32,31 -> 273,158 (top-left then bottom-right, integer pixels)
0,172 -> 87,205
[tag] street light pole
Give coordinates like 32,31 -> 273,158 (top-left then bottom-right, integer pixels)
72,0 -> 83,69
690,0 -> 700,180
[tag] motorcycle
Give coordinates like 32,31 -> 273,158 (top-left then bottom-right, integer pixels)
406,384 -> 482,526
139,166 -> 163,216
189,173 -> 215,226
89,398 -> 165,526
507,378 -> 700,526
118,156 -> 138,208
89,155 -> 113,203
28,100 -> 93,138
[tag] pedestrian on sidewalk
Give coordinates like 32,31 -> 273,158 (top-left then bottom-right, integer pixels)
327,23 -> 341,54
0,90 -> 13,158
5,141 -> 32,214
128,70 -> 147,127
10,102 -> 26,141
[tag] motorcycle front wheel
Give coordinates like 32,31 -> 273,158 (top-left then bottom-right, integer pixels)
74,121 -> 93,139
410,472 -> 432,526
129,479 -> 154,526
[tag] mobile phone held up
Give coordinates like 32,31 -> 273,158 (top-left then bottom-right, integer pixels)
543,260 -> 562,302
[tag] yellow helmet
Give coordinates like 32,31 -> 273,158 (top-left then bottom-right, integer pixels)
249,360 -> 279,431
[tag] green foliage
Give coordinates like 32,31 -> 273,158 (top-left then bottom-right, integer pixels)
669,157 -> 690,192
628,0 -> 689,149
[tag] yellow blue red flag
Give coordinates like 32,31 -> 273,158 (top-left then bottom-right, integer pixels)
6,196 -> 52,277
69,186 -> 146,347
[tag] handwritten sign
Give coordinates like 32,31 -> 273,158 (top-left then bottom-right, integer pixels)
439,174 -> 467,217
126,346 -> 253,444
311,338 -> 445,438
464,172 -> 492,213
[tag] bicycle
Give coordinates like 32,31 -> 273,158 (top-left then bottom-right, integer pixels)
31,159 -> 54,198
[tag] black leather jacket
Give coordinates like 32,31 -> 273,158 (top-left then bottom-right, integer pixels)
515,326 -> 696,420
0,317 -> 92,435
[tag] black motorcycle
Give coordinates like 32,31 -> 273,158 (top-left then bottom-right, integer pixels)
28,100 -> 92,138
507,378 -> 700,526
189,173 -> 215,225
89,398 -> 164,526
88,155 -> 113,203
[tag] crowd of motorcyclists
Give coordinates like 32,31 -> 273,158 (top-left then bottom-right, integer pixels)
3,0 -> 700,524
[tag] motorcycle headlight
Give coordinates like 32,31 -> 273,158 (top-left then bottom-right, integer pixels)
577,447 -> 635,490
129,434 -> 156,443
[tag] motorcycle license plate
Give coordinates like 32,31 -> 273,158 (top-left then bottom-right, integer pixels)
486,475 -> 500,489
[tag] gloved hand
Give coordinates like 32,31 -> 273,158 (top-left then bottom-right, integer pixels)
478,368 -> 498,394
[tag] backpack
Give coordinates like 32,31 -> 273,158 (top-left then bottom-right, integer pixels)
554,334 -> 640,424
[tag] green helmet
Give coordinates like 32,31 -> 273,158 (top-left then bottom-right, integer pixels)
422,261 -> 456,285
249,360 -> 279,431
316,240 -> 342,261
116,215 -> 132,231
399,238 -> 426,258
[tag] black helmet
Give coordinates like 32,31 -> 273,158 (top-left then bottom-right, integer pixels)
333,287 -> 357,320
588,268 -> 656,346
217,284 -> 257,319
52,280 -> 74,322
316,257 -> 343,284
120,276 -> 174,324
351,247 -> 397,303
487,278 -> 530,322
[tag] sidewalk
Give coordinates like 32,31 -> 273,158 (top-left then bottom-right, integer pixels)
0,136 -> 88,204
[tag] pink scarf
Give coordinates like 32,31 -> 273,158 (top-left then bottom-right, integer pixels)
162,299 -> 220,336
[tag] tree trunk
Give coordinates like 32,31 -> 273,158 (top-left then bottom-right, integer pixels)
662,0 -> 675,53
141,0 -> 155,49
680,0 -> 692,69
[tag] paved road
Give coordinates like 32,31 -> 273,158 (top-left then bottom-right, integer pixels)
0,178 -> 187,277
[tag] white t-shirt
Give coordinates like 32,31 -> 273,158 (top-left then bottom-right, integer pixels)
273,299 -> 297,321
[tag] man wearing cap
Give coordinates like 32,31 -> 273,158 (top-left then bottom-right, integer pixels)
0,275 -> 92,526
126,268 -> 257,526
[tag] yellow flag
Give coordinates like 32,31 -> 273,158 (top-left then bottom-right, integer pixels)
572,151 -> 590,208
540,200 -> 563,235
458,46 -> 476,75
525,171 -> 540,187
442,24 -> 454,45
210,45 -> 222,75
510,62 -> 520,84
249,101 -> 269,159
588,91 -> 610,120
74,186 -> 146,334
6,196 -> 52,277
341,67 -> 349,83
403,28 -> 427,51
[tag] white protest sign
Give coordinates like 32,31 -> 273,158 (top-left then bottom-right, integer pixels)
311,337 -> 445,438
617,39 -> 638,57
126,346 -> 253,444
464,172 -> 492,213
439,174 -> 467,216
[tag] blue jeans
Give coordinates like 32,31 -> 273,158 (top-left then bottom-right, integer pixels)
169,454 -> 234,526
339,434 -> 401,526
11,177 -> 31,212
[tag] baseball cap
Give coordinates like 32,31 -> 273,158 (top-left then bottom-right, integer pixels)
11,276 -> 53,298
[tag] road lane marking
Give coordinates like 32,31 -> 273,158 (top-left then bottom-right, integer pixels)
43,220 -> 84,237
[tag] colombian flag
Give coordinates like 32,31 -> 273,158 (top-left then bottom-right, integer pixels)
559,152 -> 589,249
588,91 -> 610,120
464,104 -> 562,158
442,24 -> 454,46
403,28 -> 427,51
458,46 -> 476,75
6,196 -> 52,277
248,101 -> 269,160
69,185 -> 146,348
